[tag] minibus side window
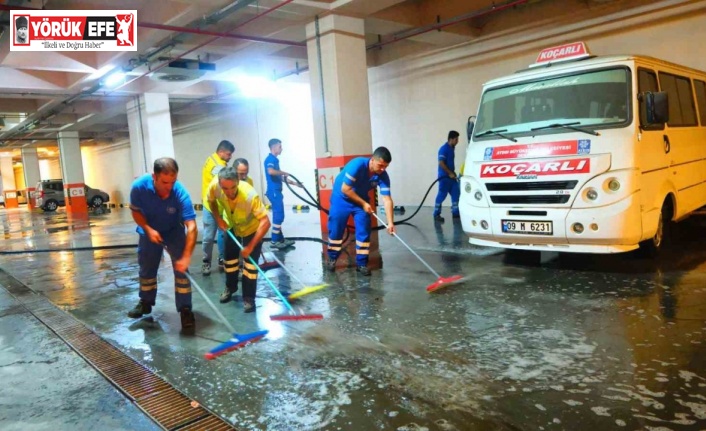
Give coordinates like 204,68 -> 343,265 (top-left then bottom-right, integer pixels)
638,69 -> 661,130
659,72 -> 697,127
694,80 -> 706,126
638,69 -> 658,93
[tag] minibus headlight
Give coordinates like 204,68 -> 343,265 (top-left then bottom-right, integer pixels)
464,182 -> 472,193
474,191 -> 483,201
586,188 -> 598,201
608,179 -> 620,192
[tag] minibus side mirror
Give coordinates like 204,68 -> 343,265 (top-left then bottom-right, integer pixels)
639,91 -> 668,129
466,115 -> 476,143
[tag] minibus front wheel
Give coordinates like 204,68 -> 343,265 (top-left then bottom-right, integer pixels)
639,199 -> 673,257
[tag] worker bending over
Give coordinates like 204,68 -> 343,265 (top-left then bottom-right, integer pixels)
325,147 -> 396,276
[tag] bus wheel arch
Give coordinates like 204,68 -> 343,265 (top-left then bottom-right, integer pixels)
639,194 -> 674,257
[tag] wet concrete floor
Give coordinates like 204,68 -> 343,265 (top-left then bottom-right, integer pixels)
1,205 -> 706,430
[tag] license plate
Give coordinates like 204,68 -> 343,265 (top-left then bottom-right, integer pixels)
501,220 -> 553,235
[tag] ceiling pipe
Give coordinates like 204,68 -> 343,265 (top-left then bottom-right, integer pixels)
140,0 -> 303,46
138,22 -> 305,47
169,0 -> 528,108
367,0 -> 529,50
200,0 -> 518,92
103,0 -> 297,95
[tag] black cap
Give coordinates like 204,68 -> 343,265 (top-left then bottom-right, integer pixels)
15,16 -> 28,29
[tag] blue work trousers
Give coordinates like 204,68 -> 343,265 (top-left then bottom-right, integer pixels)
433,177 -> 460,217
327,199 -> 371,267
137,228 -> 191,311
266,189 -> 285,242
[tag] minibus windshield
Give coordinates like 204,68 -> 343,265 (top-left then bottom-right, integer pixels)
474,67 -> 630,140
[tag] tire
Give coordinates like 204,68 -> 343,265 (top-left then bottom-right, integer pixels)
90,196 -> 104,208
639,200 -> 672,257
43,200 -> 59,212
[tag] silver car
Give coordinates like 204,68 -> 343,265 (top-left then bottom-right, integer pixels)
35,179 -> 110,212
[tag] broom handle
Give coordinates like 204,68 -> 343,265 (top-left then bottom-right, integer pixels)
226,230 -> 295,314
372,212 -> 441,279
162,245 -> 236,333
263,248 -> 310,290
183,271 -> 237,334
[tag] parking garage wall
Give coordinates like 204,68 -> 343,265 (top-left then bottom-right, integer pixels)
172,81 -> 316,207
81,145 -> 133,205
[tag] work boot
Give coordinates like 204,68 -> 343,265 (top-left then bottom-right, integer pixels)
219,287 -> 235,304
201,261 -> 211,276
324,259 -> 337,273
356,265 -> 371,276
180,307 -> 195,328
433,215 -> 445,223
218,257 -> 225,272
271,240 -> 293,249
127,300 -> 152,318
243,299 -> 256,313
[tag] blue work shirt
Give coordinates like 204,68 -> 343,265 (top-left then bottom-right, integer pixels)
332,157 -> 391,203
437,142 -> 455,178
129,174 -> 196,235
264,153 -> 282,192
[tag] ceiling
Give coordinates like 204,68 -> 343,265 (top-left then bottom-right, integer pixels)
0,0 -> 626,160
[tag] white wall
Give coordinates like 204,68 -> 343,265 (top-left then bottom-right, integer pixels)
368,1 -> 706,206
81,144 -> 133,205
74,81 -> 315,208
173,81 -> 316,206
38,159 -> 61,181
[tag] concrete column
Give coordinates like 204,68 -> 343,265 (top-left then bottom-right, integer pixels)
306,15 -> 380,268
127,93 -> 175,178
0,153 -> 19,208
58,131 -> 88,215
21,148 -> 41,209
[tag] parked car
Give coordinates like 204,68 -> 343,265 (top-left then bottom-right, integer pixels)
35,179 -> 110,212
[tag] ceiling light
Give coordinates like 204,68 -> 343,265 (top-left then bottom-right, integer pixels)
233,75 -> 277,99
89,64 -> 117,81
102,70 -> 126,88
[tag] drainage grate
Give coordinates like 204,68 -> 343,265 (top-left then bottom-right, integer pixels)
0,269 -> 237,431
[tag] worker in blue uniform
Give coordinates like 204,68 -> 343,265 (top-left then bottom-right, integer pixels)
433,130 -> 461,223
264,138 -> 302,249
325,146 -> 396,276
127,157 -> 198,329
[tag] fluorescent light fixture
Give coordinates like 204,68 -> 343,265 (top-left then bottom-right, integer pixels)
77,113 -> 95,122
103,70 -> 126,88
89,64 -> 116,81
233,74 -> 277,99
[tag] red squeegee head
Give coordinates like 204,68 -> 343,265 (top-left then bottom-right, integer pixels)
426,274 -> 465,293
270,313 -> 324,321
